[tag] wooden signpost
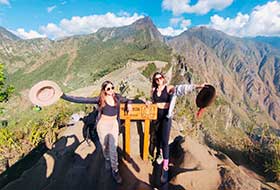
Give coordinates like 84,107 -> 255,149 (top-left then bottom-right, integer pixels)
120,104 -> 157,161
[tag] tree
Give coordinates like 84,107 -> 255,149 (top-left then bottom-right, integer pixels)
0,63 -> 14,102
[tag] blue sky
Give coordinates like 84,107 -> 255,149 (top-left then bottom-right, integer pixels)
0,0 -> 279,39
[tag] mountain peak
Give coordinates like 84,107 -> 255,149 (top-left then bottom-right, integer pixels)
96,16 -> 164,42
0,27 -> 21,41
133,16 -> 153,26
131,16 -> 159,31
130,16 -> 164,42
187,26 -> 228,37
180,26 -> 239,47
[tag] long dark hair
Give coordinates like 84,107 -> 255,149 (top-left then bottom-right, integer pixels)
152,72 -> 166,88
99,80 -> 117,109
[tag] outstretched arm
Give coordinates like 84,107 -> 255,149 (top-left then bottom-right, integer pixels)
116,93 -> 132,104
166,84 -> 205,118
174,83 -> 206,97
61,93 -> 99,104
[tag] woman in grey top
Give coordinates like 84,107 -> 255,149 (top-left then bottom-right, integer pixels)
61,80 -> 132,184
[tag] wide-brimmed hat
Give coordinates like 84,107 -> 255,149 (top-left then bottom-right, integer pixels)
195,84 -> 216,118
29,80 -> 62,107
196,84 -> 216,108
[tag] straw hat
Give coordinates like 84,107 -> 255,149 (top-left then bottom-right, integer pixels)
29,80 -> 62,107
196,84 -> 216,109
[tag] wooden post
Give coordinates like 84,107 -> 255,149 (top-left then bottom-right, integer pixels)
125,118 -> 130,156
143,119 -> 150,161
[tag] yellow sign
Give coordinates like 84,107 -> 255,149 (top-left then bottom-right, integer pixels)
120,104 -> 157,120
120,103 -> 158,161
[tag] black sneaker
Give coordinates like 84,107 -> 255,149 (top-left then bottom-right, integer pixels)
112,170 -> 122,184
160,169 -> 168,184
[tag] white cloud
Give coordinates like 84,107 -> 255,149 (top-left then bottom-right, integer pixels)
61,1 -> 67,5
118,10 -> 131,17
40,23 -> 68,39
170,17 -> 183,26
209,1 -> 280,37
162,0 -> 233,15
47,5 -> 57,13
209,13 -> 249,36
39,12 -> 144,39
11,28 -> 46,39
0,0 -> 9,5
180,19 -> 191,28
160,17 -> 191,36
158,27 -> 185,36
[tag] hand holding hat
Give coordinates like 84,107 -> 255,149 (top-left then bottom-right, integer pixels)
195,83 -> 210,89
29,80 -> 63,107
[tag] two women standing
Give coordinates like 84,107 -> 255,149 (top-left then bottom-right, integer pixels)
60,72 -> 206,185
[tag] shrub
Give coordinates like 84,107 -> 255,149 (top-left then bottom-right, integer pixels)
142,62 -> 157,78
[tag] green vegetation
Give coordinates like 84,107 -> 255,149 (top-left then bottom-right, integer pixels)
69,38 -> 171,89
214,96 -> 229,106
265,138 -> 280,181
0,100 -> 85,168
134,88 -> 145,99
10,54 -> 70,91
8,35 -> 171,93
0,128 -> 21,153
0,63 -> 14,102
161,62 -> 172,73
142,62 -> 157,78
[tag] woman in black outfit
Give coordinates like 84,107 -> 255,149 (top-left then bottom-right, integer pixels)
149,72 -> 205,183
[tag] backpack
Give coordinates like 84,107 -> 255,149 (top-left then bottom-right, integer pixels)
80,106 -> 99,143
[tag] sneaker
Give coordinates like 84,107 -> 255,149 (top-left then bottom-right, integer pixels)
105,159 -> 111,170
160,169 -> 168,184
156,154 -> 163,165
112,170 -> 123,184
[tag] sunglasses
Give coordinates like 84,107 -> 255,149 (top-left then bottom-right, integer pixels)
155,76 -> 163,81
105,86 -> 115,91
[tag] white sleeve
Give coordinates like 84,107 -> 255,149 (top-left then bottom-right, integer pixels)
175,84 -> 195,96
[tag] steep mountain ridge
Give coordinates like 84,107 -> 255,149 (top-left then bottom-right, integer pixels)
0,27 -> 20,42
168,26 -> 280,127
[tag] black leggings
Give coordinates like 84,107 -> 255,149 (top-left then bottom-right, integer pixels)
149,109 -> 171,160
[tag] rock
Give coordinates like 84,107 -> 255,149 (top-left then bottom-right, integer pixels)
219,167 -> 262,190
1,123 -> 278,190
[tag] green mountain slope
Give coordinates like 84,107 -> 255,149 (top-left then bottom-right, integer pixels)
2,17 -> 171,92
